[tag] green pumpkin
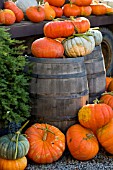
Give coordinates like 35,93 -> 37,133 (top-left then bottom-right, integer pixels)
62,34 -> 95,57
88,29 -> 103,46
0,122 -> 30,160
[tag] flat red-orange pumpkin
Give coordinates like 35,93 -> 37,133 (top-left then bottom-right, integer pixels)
66,124 -> 99,161
62,4 -> 80,17
31,37 -> 64,58
78,103 -> 113,134
25,123 -> 65,164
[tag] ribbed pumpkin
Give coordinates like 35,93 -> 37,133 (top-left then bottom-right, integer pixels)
44,20 -> 75,38
78,103 -> 113,134
100,92 -> 113,109
66,124 -> 99,161
0,156 -> 27,170
0,9 -> 16,25
88,29 -> 103,46
0,121 -> 29,160
62,33 -> 95,57
97,119 -> 113,154
31,37 -> 64,58
106,77 -> 113,90
25,123 -> 65,164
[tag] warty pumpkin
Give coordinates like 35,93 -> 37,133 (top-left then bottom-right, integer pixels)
78,103 -> 113,134
97,119 -> 113,154
62,33 -> 95,57
25,123 -> 65,164
66,124 -> 99,161
0,156 -> 27,170
31,37 -> 64,58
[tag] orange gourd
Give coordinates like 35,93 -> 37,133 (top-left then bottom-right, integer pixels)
97,119 -> 113,154
78,103 -> 113,134
0,9 -> 16,25
66,124 -> 99,161
50,5 -> 63,18
0,157 -> 27,170
25,123 -> 65,164
44,2 -> 56,20
4,1 -> 24,22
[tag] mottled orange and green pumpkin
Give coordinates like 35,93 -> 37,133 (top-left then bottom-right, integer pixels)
97,119 -> 113,154
25,123 -> 65,164
78,103 -> 113,134
66,124 -> 99,161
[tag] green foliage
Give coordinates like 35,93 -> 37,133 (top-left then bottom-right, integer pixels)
0,28 -> 31,127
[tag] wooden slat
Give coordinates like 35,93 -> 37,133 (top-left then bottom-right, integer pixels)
0,15 -> 113,38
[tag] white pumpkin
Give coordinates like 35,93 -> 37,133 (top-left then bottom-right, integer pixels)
88,29 -> 103,46
15,0 -> 38,12
62,35 -> 95,57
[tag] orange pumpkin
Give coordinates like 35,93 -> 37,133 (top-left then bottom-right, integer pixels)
108,79 -> 113,92
50,5 -> 63,18
106,77 -> 113,91
0,9 -> 16,25
97,119 -> 113,154
70,17 -> 90,33
70,0 -> 92,6
79,6 -> 92,16
31,37 -> 64,58
44,0 -> 65,7
4,1 -> 24,22
100,92 -> 113,109
25,123 -> 65,164
26,6 -> 45,23
90,4 -> 107,15
0,156 -> 27,170
62,4 -> 80,17
78,103 -> 113,134
66,124 -> 99,161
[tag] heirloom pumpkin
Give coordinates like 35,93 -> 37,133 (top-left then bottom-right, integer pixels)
26,6 -> 45,23
97,119 -> 113,154
70,17 -> 90,33
25,123 -> 65,164
88,29 -> 103,46
0,9 -> 16,25
62,33 -> 95,57
0,156 -> 27,170
31,37 -> 64,58
0,121 -> 29,160
70,0 -> 92,6
44,0 -> 65,7
4,1 -> 24,23
78,103 -> 113,134
44,20 -> 75,38
62,4 -> 80,17
90,4 -> 107,15
66,124 -> 99,161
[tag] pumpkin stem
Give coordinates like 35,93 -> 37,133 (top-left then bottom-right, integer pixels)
101,91 -> 113,96
14,133 -> 20,159
93,98 -> 100,104
86,133 -> 95,139
16,120 -> 29,134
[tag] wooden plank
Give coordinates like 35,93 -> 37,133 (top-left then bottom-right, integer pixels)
0,15 -> 113,38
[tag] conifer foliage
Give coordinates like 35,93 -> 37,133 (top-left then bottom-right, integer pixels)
0,28 -> 31,126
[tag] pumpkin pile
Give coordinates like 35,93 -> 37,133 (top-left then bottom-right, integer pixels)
0,121 -> 30,170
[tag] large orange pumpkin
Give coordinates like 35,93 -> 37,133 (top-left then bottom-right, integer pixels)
0,156 -> 27,170
78,103 -> 113,134
31,37 -> 64,58
97,119 -> 113,154
66,124 -> 99,161
25,123 -> 65,164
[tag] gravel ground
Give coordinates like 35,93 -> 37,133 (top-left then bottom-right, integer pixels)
25,148 -> 113,170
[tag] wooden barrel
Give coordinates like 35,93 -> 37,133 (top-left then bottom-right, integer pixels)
84,45 -> 106,103
28,57 -> 89,133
